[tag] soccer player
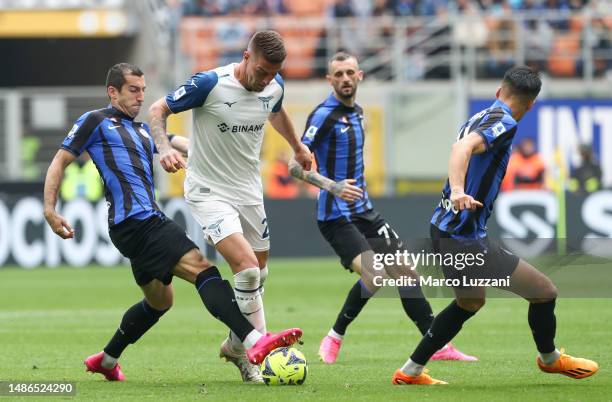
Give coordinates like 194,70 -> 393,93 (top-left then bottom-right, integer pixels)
43,63 -> 302,382
392,66 -> 599,385
289,52 -> 476,364
148,31 -> 312,382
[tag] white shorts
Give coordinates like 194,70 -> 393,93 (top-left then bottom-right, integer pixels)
186,199 -> 270,251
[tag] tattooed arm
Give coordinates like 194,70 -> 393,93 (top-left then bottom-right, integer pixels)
288,157 -> 363,202
149,98 -> 186,173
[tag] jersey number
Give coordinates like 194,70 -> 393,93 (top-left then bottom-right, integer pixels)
377,223 -> 400,247
261,218 -> 269,239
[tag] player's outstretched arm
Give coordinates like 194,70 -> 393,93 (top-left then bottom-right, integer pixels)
149,98 -> 186,173
289,158 -> 363,202
269,107 -> 312,171
449,132 -> 486,211
43,149 -> 76,239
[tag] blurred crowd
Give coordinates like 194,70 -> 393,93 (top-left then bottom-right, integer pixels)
178,0 -> 612,80
180,0 -> 594,17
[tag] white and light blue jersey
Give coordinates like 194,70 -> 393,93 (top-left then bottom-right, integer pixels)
431,99 -> 518,239
165,63 -> 284,205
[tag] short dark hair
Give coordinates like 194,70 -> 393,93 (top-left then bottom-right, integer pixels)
106,63 -> 143,91
502,66 -> 541,100
248,31 -> 286,64
328,51 -> 357,72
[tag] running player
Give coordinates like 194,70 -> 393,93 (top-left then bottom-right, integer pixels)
392,66 -> 599,385
43,63 -> 302,382
148,31 -> 312,382
290,52 -> 476,364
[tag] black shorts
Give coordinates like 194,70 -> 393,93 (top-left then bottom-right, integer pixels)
318,209 -> 402,270
109,214 -> 198,286
430,224 -> 519,286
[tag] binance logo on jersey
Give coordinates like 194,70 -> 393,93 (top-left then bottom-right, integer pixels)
217,122 -> 264,134
217,122 -> 230,133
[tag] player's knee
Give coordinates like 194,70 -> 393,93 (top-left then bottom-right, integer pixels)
457,298 -> 485,312
236,266 -> 260,283
536,278 -> 558,301
147,292 -> 173,311
259,266 -> 268,286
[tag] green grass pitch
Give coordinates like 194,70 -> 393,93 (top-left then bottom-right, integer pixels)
1,258 -> 610,401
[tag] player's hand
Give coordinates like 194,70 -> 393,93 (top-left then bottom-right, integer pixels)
450,190 -> 483,212
331,179 -> 363,202
159,148 -> 186,173
294,144 -> 312,171
44,211 -> 75,239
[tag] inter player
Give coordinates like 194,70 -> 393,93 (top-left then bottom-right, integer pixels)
290,52 -> 475,364
392,66 -> 599,385
43,63 -> 302,382
148,31 -> 312,382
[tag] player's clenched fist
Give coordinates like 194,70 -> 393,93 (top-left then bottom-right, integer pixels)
44,212 -> 75,239
450,189 -> 483,212
293,143 -> 312,171
159,148 -> 186,173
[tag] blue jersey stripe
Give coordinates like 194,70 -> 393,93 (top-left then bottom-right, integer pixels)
302,94 -> 372,221
431,100 -> 518,238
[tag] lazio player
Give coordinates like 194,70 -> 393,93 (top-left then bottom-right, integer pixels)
149,31 -> 312,382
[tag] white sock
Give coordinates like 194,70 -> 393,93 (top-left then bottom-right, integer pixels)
259,266 -> 268,297
101,352 -> 118,369
540,349 -> 561,365
243,329 -> 263,350
328,329 -> 344,341
229,267 -> 267,351
401,359 -> 424,377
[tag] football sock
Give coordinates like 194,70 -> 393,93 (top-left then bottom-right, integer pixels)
410,301 -> 476,365
398,286 -> 435,336
195,266 -> 255,343
528,299 -> 557,354
327,328 -> 344,341
228,267 -> 266,351
259,266 -> 268,297
103,299 -> 168,359
332,279 -> 371,336
400,359 -> 425,377
101,352 -> 118,369
540,349 -> 562,365
234,267 -> 266,333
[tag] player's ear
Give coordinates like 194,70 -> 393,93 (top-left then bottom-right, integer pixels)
495,87 -> 502,98
107,86 -> 117,100
326,74 -> 332,85
358,70 -> 364,81
243,50 -> 250,62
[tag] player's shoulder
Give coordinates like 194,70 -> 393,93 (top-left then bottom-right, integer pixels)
192,69 -> 221,87
273,73 -> 284,88
73,107 -> 113,127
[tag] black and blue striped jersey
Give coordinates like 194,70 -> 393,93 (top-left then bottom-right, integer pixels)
61,105 -> 161,227
301,93 -> 373,221
431,99 -> 518,239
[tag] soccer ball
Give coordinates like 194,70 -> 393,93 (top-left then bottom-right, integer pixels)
260,347 -> 307,385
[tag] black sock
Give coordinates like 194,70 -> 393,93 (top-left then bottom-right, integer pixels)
528,299 -> 557,353
410,301 -> 476,365
398,286 -> 435,336
104,299 -> 168,359
332,280 -> 371,336
195,266 -> 254,342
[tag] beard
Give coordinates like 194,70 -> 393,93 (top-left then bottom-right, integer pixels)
336,85 -> 355,99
